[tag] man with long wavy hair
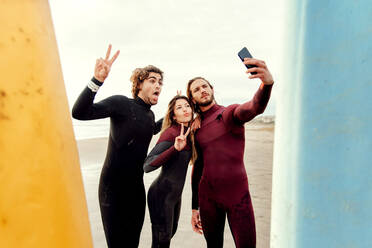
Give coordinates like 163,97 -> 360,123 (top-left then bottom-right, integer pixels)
187,57 -> 274,248
72,45 -> 163,247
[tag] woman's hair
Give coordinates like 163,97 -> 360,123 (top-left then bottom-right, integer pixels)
161,95 -> 198,165
129,65 -> 163,98
186,76 -> 214,114
161,95 -> 193,132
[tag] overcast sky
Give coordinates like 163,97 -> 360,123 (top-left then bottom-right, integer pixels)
49,0 -> 286,118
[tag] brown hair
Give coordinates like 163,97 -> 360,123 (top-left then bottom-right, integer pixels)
161,95 -> 198,165
129,65 -> 163,98
186,76 -> 214,113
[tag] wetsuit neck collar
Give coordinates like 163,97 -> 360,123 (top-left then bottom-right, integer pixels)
135,96 -> 151,109
201,104 -> 222,120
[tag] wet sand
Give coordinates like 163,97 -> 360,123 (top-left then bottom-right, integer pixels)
77,122 -> 274,248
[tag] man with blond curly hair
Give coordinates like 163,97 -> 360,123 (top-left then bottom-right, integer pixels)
72,45 -> 163,247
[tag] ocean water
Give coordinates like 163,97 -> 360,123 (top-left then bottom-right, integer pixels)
72,115 -> 275,140
72,118 -> 110,140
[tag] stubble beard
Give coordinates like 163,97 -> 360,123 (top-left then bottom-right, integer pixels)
197,95 -> 214,107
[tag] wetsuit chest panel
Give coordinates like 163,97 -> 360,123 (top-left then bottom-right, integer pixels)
197,118 -> 228,146
197,106 -> 227,145
132,107 -> 155,130
131,114 -> 154,145
196,105 -> 247,183
110,106 -> 154,149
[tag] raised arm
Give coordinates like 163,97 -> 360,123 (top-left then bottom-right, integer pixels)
143,140 -> 177,173
144,125 -> 190,173
233,83 -> 273,123
72,44 -> 121,120
233,58 -> 274,123
72,79 -> 128,120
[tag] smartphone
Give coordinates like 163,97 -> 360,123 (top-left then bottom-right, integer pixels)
238,47 -> 257,75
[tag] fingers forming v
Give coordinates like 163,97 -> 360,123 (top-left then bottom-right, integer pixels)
185,127 -> 191,137
109,50 -> 120,65
180,123 -> 184,136
105,44 -> 112,61
104,44 -> 120,66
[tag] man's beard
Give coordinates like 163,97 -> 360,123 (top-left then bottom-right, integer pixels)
198,95 -> 214,107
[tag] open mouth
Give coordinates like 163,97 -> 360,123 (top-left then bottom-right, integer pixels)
153,91 -> 160,97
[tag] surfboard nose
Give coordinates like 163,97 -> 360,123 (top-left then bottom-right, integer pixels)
0,1 -> 93,247
271,1 -> 372,248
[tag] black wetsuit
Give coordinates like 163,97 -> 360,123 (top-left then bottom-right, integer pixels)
72,78 -> 162,248
143,124 -> 192,248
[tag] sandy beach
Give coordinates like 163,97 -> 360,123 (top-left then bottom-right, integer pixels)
77,121 -> 274,248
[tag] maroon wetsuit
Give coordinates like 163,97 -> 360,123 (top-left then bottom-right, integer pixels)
144,124 -> 192,248
191,83 -> 272,248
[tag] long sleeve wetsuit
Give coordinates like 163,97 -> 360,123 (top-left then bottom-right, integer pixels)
191,83 -> 272,248
72,78 -> 162,248
143,124 -> 192,248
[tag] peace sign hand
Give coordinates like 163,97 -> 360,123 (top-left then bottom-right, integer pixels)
94,44 -> 120,83
174,124 -> 191,151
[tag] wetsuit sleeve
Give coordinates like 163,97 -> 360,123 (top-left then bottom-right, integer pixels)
232,83 -> 273,124
191,142 -> 203,209
143,129 -> 178,173
153,118 -> 164,134
72,77 -> 128,120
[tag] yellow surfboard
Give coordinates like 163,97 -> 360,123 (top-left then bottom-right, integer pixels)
0,1 -> 93,247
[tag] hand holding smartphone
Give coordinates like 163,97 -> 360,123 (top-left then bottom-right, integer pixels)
238,47 -> 257,75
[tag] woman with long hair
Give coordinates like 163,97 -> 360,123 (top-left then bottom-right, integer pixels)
143,95 -> 196,248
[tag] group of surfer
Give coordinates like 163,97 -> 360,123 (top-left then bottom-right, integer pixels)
72,44 -> 273,248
